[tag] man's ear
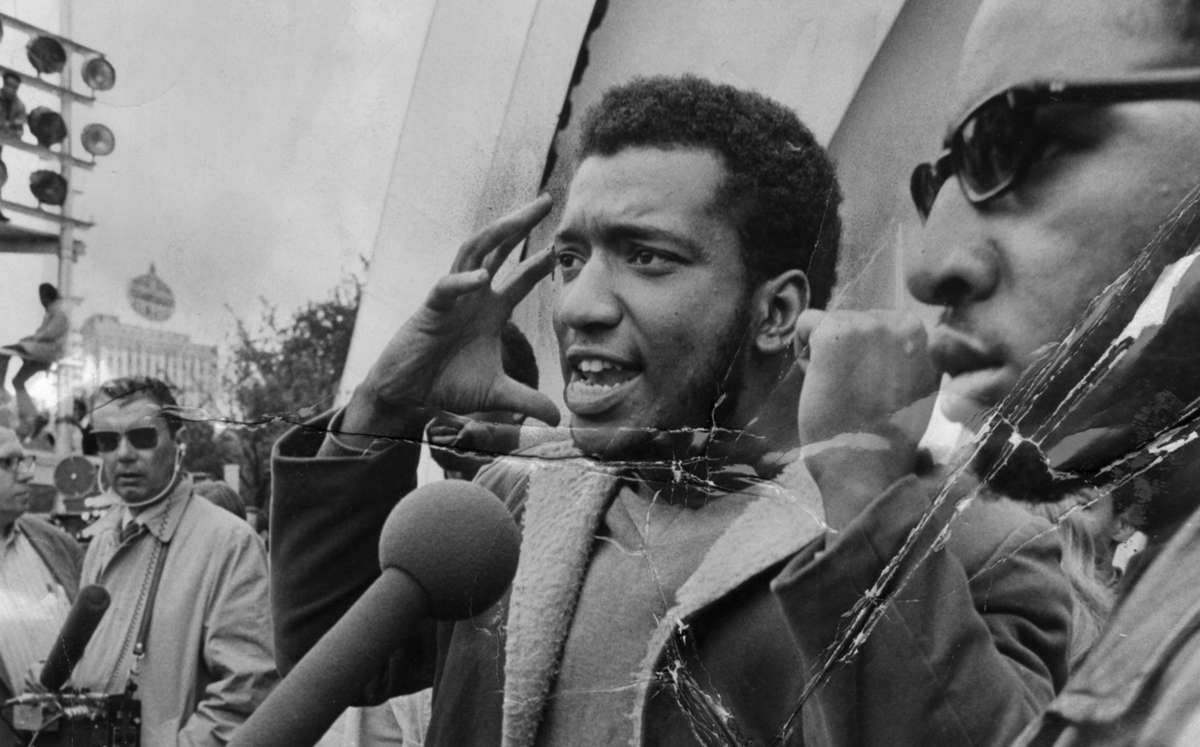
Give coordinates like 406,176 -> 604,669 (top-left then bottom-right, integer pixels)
752,269 -> 808,355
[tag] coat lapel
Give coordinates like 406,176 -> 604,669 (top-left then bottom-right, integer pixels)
627,458 -> 826,746
500,451 -> 826,747
501,446 -> 619,747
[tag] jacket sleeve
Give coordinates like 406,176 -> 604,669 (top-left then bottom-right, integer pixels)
179,526 -> 280,745
270,410 -> 437,703
772,474 -> 1072,746
18,515 -> 83,600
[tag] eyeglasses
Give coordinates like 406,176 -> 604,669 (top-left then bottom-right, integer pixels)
910,68 -> 1200,220
93,426 -> 160,453
0,454 -> 36,476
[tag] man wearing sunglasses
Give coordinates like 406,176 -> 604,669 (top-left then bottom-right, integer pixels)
786,0 -> 1200,744
66,377 -> 278,745
0,426 -> 81,735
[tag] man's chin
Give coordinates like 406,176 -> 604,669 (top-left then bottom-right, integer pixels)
116,484 -> 171,505
568,418 -> 675,462
567,417 -> 720,465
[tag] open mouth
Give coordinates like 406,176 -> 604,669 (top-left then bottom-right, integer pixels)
565,356 -> 641,416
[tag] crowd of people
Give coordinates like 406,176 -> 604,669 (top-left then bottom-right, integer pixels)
3,0 -> 1200,744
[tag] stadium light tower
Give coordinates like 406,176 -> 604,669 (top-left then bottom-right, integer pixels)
0,7 -> 117,455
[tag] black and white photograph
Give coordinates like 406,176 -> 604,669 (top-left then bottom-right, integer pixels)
2,1 -> 1199,745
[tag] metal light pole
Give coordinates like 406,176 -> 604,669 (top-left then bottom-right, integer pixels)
54,0 -> 76,456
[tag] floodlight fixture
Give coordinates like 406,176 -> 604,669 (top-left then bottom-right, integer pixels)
29,169 -> 67,206
26,36 -> 66,75
82,57 -> 115,91
27,107 -> 67,146
81,123 -> 114,156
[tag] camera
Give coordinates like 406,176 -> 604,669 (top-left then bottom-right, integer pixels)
4,690 -> 140,746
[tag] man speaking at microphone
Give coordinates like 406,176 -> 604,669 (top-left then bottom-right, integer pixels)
272,76 -> 1070,745
68,377 -> 277,745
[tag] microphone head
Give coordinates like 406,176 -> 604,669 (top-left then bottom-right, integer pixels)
40,584 -> 111,691
380,479 -> 520,620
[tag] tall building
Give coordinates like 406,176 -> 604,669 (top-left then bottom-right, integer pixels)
65,313 -> 220,409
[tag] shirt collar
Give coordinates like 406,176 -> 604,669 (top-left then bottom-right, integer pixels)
135,476 -> 194,543
2,520 -> 18,547
95,476 -> 194,544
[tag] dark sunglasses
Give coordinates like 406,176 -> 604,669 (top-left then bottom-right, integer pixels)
911,68 -> 1200,220
93,426 -> 160,453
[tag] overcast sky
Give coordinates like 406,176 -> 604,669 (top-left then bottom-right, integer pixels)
0,0 -> 419,349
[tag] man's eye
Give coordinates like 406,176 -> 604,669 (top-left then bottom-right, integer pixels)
631,249 -> 657,265
627,247 -> 683,273
554,249 -> 585,279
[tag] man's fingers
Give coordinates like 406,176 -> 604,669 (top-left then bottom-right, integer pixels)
482,229 -> 529,278
493,377 -> 562,427
498,245 -> 556,307
793,309 -> 826,353
451,195 -> 553,274
425,270 -> 490,312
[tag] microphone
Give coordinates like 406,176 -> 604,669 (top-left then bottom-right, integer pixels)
40,585 -> 111,691
231,480 -> 521,747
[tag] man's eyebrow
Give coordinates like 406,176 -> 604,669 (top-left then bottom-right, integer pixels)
555,223 -> 706,257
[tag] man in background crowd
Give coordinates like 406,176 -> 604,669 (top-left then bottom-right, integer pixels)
194,479 -> 248,521
69,376 -> 276,744
0,426 -> 79,747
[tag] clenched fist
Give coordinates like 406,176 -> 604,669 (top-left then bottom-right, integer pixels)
794,310 -> 940,528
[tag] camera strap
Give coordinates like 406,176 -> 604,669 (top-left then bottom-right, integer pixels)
128,536 -> 169,683
103,499 -> 175,695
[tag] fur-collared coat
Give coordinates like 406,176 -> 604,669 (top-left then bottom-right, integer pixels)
271,415 -> 1071,746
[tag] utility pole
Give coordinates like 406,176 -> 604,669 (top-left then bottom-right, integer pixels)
54,0 -> 76,456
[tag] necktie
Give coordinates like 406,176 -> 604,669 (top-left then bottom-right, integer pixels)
118,520 -> 141,544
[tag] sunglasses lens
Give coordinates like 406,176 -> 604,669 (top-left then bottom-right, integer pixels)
93,428 -> 159,451
94,431 -> 120,452
956,97 -> 1023,199
127,427 -> 159,449
910,162 -> 941,219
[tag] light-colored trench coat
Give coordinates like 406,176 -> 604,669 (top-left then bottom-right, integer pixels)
73,478 -> 278,745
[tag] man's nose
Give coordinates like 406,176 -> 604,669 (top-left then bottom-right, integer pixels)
555,254 -> 622,331
114,435 -> 138,460
904,184 -> 1000,309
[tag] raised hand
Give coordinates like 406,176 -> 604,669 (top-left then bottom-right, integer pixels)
794,310 -> 940,528
341,195 -> 561,442
795,309 -> 938,446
